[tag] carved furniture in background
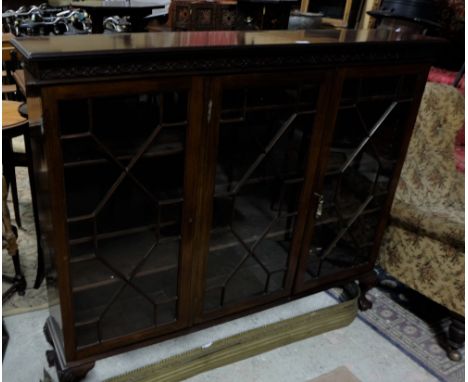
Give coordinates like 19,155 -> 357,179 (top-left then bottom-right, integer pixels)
170,0 -> 296,30
171,0 -> 238,30
2,98 -> 45,289
12,29 -> 443,381
2,100 -> 29,227
2,102 -> 27,303
236,0 -> 297,29
2,176 -> 26,303
2,34 -> 17,100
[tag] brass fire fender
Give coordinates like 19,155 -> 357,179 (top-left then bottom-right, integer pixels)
106,286 -> 359,382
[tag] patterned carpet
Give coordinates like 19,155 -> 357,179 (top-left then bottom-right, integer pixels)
329,269 -> 464,382
2,168 -> 465,382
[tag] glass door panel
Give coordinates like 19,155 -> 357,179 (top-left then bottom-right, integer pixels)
302,73 -> 418,284
203,76 -> 323,314
58,88 -> 189,350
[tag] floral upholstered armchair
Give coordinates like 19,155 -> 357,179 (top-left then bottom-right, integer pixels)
378,82 -> 465,361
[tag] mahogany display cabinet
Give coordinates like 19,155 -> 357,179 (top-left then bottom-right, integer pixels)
12,29 -> 443,381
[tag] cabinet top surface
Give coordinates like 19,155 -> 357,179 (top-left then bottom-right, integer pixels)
12,29 -> 442,61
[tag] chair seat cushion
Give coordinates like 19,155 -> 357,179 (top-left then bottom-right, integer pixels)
391,199 -> 464,249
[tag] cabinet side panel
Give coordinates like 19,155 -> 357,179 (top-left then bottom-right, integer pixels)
41,86 -> 78,360
27,88 -> 63,332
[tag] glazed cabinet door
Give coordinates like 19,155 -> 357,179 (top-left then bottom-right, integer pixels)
193,72 -> 331,322
42,78 -> 200,359
294,66 -> 429,292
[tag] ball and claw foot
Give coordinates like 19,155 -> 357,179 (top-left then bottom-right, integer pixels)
44,325 -> 53,346
15,274 -> 26,296
44,318 -> 96,381
357,270 -> 378,312
358,295 -> 373,311
46,349 -> 56,367
447,316 -> 464,362
448,348 -> 462,362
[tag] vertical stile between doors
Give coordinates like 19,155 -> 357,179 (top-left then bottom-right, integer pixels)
41,85 -> 78,361
292,68 -> 347,293
189,76 -> 223,324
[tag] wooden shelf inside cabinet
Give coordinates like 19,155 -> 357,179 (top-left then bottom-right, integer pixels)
68,221 -> 179,246
315,206 -> 382,227
74,292 -> 178,332
69,229 -> 180,287
305,243 -> 375,281
63,143 -> 184,168
208,225 -> 295,252
74,287 -> 178,349
61,126 -> 186,167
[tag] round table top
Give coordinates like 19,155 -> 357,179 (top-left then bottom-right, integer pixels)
3,100 -> 27,130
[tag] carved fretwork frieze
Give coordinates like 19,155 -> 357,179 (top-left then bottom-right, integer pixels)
26,45 -> 429,83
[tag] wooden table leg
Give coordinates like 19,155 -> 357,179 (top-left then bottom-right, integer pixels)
90,10 -> 105,33
2,176 -> 26,303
